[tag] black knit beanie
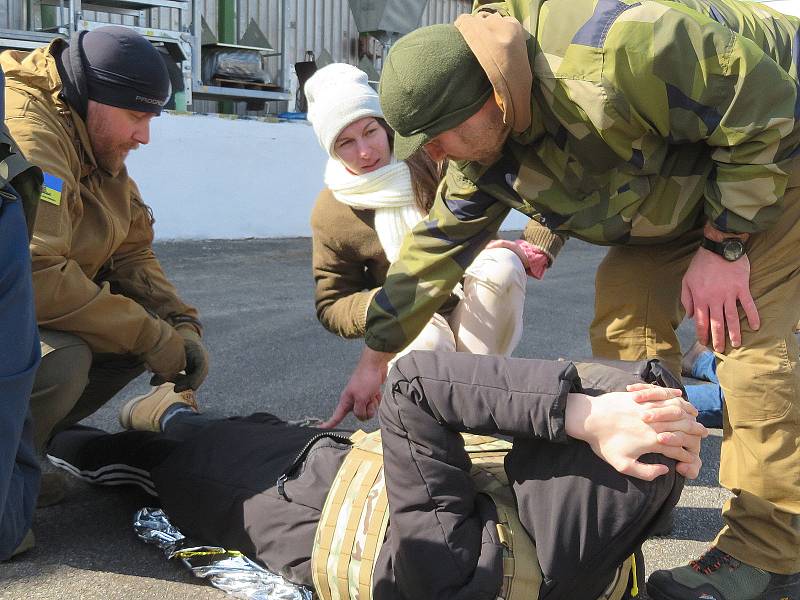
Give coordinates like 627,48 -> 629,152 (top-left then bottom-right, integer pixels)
57,26 -> 171,120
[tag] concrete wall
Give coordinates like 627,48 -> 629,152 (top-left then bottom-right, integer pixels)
126,113 -> 326,239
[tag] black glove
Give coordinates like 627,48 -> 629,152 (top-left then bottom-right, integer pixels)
150,327 -> 209,392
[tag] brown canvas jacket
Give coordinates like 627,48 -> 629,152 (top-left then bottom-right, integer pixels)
311,188 -> 389,338
0,40 -> 199,356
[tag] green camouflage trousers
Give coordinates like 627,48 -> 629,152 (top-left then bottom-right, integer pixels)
591,173 -> 800,574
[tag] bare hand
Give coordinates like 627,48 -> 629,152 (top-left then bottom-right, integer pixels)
681,248 -> 759,352
484,239 -> 549,279
566,385 -> 708,481
321,347 -> 393,429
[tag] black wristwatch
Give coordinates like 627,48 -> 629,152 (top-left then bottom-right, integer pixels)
701,236 -> 746,261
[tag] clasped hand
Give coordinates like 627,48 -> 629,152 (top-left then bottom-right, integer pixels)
567,384 -> 708,481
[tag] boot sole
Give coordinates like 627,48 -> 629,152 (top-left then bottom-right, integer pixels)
647,581 -> 799,600
645,584 -> 676,600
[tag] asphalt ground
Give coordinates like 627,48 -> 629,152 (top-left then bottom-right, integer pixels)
0,235 -> 727,599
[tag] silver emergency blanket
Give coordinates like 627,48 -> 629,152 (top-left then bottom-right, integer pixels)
133,507 -> 313,600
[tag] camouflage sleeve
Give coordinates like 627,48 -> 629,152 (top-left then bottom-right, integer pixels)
472,0 -> 509,14
364,165 -> 510,353
604,2 -> 800,234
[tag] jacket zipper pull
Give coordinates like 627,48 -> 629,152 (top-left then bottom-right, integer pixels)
277,474 -> 289,501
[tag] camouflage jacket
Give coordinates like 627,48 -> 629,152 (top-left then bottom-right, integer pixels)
366,0 -> 800,352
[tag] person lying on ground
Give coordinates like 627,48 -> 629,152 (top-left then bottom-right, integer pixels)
48,351 -> 706,600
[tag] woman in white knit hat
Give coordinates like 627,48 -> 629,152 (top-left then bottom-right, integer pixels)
306,63 -> 543,391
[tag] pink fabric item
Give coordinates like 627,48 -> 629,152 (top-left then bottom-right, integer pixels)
515,240 -> 549,280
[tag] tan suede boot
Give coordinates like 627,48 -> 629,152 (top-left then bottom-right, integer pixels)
119,383 -> 198,432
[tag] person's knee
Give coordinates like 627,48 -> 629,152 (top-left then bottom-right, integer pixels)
31,332 -> 93,448
386,352 -> 421,390
402,315 -> 456,354
467,247 -> 526,291
35,332 -> 93,394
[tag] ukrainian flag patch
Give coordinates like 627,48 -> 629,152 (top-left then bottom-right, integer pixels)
41,172 -> 63,206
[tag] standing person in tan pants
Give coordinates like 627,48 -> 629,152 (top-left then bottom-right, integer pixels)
1,26 -> 209,510
591,170 -> 800,589
330,1 -> 800,598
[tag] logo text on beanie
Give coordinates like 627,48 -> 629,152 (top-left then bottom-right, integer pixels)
135,95 -> 167,106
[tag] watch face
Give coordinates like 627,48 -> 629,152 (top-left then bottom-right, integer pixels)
722,239 -> 745,261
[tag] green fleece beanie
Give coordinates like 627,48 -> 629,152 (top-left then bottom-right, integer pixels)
379,24 -> 492,160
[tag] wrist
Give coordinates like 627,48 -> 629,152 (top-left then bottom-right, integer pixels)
361,346 -> 394,368
515,240 -> 549,279
565,392 -> 592,442
703,221 -> 749,243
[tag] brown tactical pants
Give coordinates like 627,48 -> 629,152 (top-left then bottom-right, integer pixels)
30,329 -> 144,452
591,184 -> 800,574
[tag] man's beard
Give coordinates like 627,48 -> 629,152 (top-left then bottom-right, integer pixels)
460,121 -> 510,166
86,106 -> 137,175
475,144 -> 506,166
95,144 -> 134,175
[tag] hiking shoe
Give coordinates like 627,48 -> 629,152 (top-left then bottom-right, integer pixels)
36,471 -> 66,507
119,383 -> 198,432
681,340 -> 709,378
647,546 -> 800,600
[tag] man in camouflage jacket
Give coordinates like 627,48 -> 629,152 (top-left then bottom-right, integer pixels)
325,1 -> 800,598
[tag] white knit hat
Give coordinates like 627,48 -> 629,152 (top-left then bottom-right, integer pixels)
305,63 -> 383,157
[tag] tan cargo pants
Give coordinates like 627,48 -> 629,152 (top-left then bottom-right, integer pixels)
590,180 -> 800,574
31,329 -> 144,452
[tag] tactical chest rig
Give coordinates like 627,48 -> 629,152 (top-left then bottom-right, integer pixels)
311,430 -> 637,600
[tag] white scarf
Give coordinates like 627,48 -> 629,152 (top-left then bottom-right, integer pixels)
324,158 -> 424,263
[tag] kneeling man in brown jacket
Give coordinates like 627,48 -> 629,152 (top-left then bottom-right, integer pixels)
0,27 -> 208,489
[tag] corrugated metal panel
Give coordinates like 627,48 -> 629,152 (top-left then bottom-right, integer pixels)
200,0 -> 217,38
147,6 -> 183,30
0,0 -> 23,29
421,0 -> 470,27
218,0 -> 468,114
226,0 -> 470,77
0,0 -> 470,114
282,0 -> 360,67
